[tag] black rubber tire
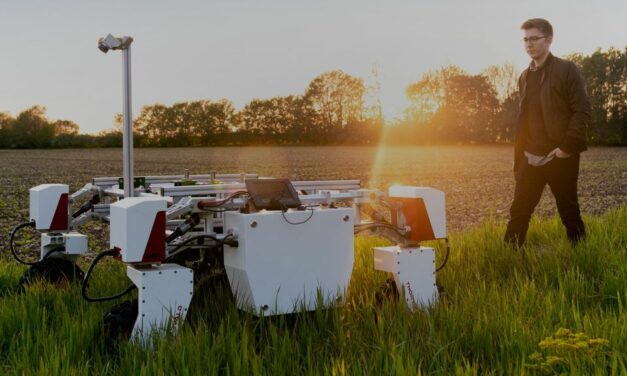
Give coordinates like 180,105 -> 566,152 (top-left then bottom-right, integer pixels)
103,299 -> 139,349
436,282 -> 448,302
16,258 -> 85,293
375,277 -> 400,307
373,277 -> 400,324
186,271 -> 235,329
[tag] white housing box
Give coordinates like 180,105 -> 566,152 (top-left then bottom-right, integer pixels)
40,232 -> 88,259
374,245 -> 438,309
29,184 -> 69,231
389,186 -> 446,239
63,233 -> 89,255
110,197 -> 167,263
223,208 -> 354,315
127,264 -> 193,341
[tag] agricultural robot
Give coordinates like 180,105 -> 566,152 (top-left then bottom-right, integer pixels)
5,34 -> 450,343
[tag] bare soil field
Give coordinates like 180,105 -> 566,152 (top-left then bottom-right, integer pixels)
0,146 -> 624,238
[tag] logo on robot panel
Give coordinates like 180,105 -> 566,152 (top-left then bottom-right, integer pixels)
171,305 -> 184,333
405,281 -> 417,307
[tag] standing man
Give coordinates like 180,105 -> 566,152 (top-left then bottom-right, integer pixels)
505,18 -> 590,247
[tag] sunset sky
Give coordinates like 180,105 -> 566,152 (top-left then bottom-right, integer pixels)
1,0 -> 625,134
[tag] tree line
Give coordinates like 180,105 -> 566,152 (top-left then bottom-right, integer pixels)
0,106 -> 123,148
1,47 -> 624,148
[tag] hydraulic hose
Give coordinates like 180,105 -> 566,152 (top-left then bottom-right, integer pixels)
81,248 -> 136,303
9,221 -> 38,266
166,213 -> 200,244
436,238 -> 450,272
72,194 -> 100,218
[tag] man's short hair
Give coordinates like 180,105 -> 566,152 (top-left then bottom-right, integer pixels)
521,18 -> 553,37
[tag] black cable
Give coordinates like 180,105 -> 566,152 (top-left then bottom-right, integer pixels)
72,194 -> 100,219
166,214 -> 201,244
221,233 -> 238,247
81,249 -> 136,303
436,238 -> 450,272
10,221 -> 77,266
169,234 -> 219,250
281,205 -> 315,225
9,221 -> 38,266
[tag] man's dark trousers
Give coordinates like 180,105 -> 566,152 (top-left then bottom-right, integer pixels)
505,154 -> 585,246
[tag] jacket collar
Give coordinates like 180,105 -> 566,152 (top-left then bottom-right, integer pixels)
529,52 -> 554,71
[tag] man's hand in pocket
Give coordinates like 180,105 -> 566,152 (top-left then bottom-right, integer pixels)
552,148 -> 572,158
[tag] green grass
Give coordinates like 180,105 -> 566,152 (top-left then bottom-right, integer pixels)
1,207 -> 626,375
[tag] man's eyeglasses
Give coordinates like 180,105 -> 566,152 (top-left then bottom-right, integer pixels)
522,36 -> 548,43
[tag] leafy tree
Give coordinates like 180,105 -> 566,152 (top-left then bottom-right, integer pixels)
482,62 -> 518,103
0,112 -> 12,128
441,74 -> 500,142
5,106 -> 56,148
304,70 -> 366,141
195,99 -> 237,145
52,119 -> 80,135
238,96 -> 303,144
404,66 -> 500,143
0,112 -> 14,148
132,99 -> 236,146
493,93 -> 519,143
568,47 -> 626,145
95,129 -> 123,147
405,65 -> 465,125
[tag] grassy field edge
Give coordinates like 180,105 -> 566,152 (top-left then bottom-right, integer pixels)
0,207 -> 625,375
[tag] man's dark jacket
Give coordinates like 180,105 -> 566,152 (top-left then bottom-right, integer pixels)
514,53 -> 591,173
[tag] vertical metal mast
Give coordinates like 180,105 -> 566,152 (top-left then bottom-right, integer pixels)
98,34 -> 135,198
122,47 -> 134,198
